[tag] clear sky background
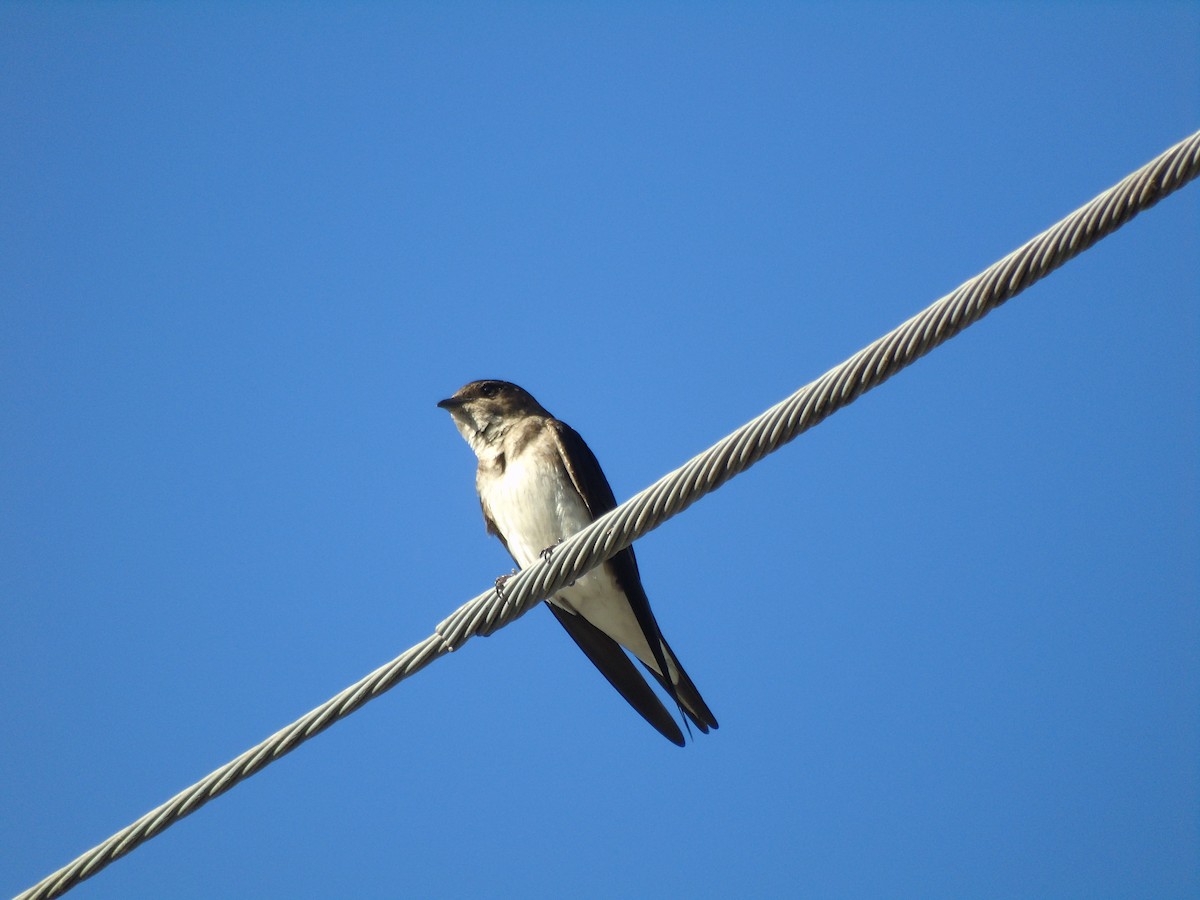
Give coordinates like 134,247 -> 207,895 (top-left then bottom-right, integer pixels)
2,4 -> 1197,898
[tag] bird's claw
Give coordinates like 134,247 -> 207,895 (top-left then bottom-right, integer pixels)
494,571 -> 515,598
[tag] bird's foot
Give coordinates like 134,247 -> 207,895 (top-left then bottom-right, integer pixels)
539,540 -> 575,585
482,570 -> 519,636
493,570 -> 516,598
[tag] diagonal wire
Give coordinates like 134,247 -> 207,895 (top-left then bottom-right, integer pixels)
16,127 -> 1200,900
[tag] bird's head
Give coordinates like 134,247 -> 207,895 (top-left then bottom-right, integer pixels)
437,380 -> 549,450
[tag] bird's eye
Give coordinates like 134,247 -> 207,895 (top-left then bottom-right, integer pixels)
480,383 -> 497,397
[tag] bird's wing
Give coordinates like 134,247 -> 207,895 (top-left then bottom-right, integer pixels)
547,422 -> 682,704
551,420 -> 718,732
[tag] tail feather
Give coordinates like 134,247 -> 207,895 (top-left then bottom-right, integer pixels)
645,636 -> 718,733
547,603 -> 686,746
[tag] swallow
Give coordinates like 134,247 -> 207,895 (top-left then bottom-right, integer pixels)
438,379 -> 717,745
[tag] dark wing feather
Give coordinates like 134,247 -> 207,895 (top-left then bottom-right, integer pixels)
547,604 -> 685,746
548,420 -> 621,514
548,420 -> 717,731
481,503 -> 510,552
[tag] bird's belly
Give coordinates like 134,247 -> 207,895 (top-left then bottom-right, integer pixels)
483,454 -> 659,670
555,570 -> 659,671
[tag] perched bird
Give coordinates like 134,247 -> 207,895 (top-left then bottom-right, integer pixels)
438,379 -> 717,745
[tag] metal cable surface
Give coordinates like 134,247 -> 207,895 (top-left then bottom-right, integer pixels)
17,128 -> 1200,900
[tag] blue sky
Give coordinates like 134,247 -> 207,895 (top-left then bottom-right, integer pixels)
2,4 -> 1197,898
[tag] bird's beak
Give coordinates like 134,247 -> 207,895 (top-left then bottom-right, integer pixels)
437,397 -> 462,410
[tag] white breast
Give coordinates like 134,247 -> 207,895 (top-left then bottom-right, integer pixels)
482,451 -> 592,568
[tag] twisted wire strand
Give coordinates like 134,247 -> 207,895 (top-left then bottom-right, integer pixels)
17,128 -> 1200,900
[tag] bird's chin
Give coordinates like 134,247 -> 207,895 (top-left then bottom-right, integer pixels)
452,418 -> 483,444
